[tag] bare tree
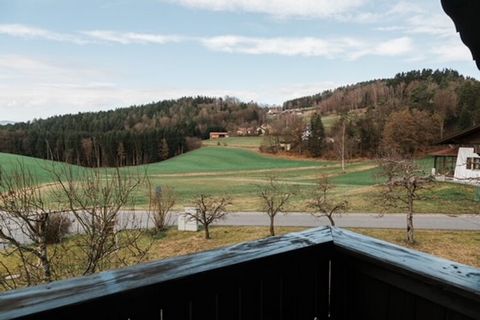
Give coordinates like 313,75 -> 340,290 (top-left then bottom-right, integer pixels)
187,194 -> 230,239
378,158 -> 432,244
0,163 -> 67,288
51,165 -> 150,275
149,185 -> 176,232
257,176 -> 294,236
308,175 -> 348,226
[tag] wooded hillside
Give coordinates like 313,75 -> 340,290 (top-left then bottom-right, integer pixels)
0,96 -> 265,166
283,69 -> 480,136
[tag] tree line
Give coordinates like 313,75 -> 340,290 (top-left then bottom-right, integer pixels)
0,96 -> 266,167
266,69 -> 480,159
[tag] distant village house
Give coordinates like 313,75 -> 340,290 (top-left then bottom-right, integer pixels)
209,132 -> 229,139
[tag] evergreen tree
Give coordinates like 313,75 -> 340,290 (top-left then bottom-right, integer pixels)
307,113 -> 326,157
160,138 -> 169,160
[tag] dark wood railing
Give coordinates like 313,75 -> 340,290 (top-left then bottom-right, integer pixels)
0,227 -> 479,320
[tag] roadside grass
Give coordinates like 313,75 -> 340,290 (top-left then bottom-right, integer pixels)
2,227 -> 477,291
351,228 -> 480,268
146,226 -> 305,260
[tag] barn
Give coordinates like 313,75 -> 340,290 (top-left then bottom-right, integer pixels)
209,131 -> 229,139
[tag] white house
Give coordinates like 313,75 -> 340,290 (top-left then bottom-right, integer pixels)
436,125 -> 480,183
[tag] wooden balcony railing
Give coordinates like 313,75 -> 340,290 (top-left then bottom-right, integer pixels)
0,227 -> 479,320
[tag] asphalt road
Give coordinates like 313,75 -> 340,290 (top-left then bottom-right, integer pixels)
2,211 -> 479,248
211,212 -> 480,230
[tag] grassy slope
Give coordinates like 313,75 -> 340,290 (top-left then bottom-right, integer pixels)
0,152 -> 86,184
1,149 -> 479,213
141,146 -> 330,174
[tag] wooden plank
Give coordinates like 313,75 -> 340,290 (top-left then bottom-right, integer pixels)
332,228 -> 480,319
0,227 -> 333,320
332,228 -> 480,296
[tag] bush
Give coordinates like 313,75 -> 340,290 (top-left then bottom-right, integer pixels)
185,136 -> 202,151
43,214 -> 71,244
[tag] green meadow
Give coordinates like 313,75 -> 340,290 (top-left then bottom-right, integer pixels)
1,144 -> 479,213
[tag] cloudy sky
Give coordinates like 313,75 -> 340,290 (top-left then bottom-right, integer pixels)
0,0 -> 478,122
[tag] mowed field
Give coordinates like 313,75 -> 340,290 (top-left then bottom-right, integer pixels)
1,143 -> 480,213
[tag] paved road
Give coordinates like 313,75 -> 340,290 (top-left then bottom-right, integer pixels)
120,211 -> 480,230
210,212 -> 480,230
2,211 -> 479,248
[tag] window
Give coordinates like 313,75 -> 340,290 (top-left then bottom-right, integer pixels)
466,157 -> 480,170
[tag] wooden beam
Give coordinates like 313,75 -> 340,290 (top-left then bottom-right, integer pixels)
0,227 -> 333,320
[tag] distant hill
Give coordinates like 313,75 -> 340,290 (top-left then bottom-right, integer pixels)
0,120 -> 15,126
283,69 -> 469,112
0,96 -> 266,167
282,68 -> 480,136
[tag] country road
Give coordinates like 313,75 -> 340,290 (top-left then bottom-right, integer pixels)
212,212 -> 480,230
138,211 -> 480,231
2,211 -> 479,248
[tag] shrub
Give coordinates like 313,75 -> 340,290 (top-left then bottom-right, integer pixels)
43,214 -> 71,244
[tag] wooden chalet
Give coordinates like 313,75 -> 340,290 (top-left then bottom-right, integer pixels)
0,227 -> 479,320
430,147 -> 458,177
436,125 -> 480,181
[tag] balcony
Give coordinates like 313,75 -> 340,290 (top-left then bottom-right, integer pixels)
0,227 -> 479,320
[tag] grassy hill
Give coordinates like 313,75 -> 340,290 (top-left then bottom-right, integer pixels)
0,152 -> 86,184
1,148 -> 478,213
141,146 -> 330,174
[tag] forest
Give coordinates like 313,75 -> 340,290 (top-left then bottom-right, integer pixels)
275,69 -> 480,158
0,96 -> 265,166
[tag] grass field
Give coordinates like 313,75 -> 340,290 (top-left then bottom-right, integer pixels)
2,147 -> 480,213
202,136 -> 263,149
0,152 -> 86,185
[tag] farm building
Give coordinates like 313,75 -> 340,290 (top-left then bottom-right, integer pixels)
209,131 -> 229,139
436,124 -> 480,182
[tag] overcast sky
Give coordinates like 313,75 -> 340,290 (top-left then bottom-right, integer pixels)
0,0 -> 478,122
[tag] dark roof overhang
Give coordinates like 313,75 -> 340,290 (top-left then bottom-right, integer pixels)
436,124 -> 480,145
441,0 -> 480,70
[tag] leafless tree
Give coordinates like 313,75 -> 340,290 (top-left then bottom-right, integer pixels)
378,158 -> 433,244
187,194 -> 231,239
333,112 -> 355,173
51,165 -> 150,275
257,176 -> 294,236
149,185 -> 176,232
308,175 -> 348,226
0,162 -> 67,289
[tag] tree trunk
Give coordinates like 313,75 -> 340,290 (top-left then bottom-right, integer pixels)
269,215 -> 275,236
38,242 -> 52,282
341,121 -> 346,173
406,199 -> 415,244
204,224 -> 210,239
327,214 -> 336,227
